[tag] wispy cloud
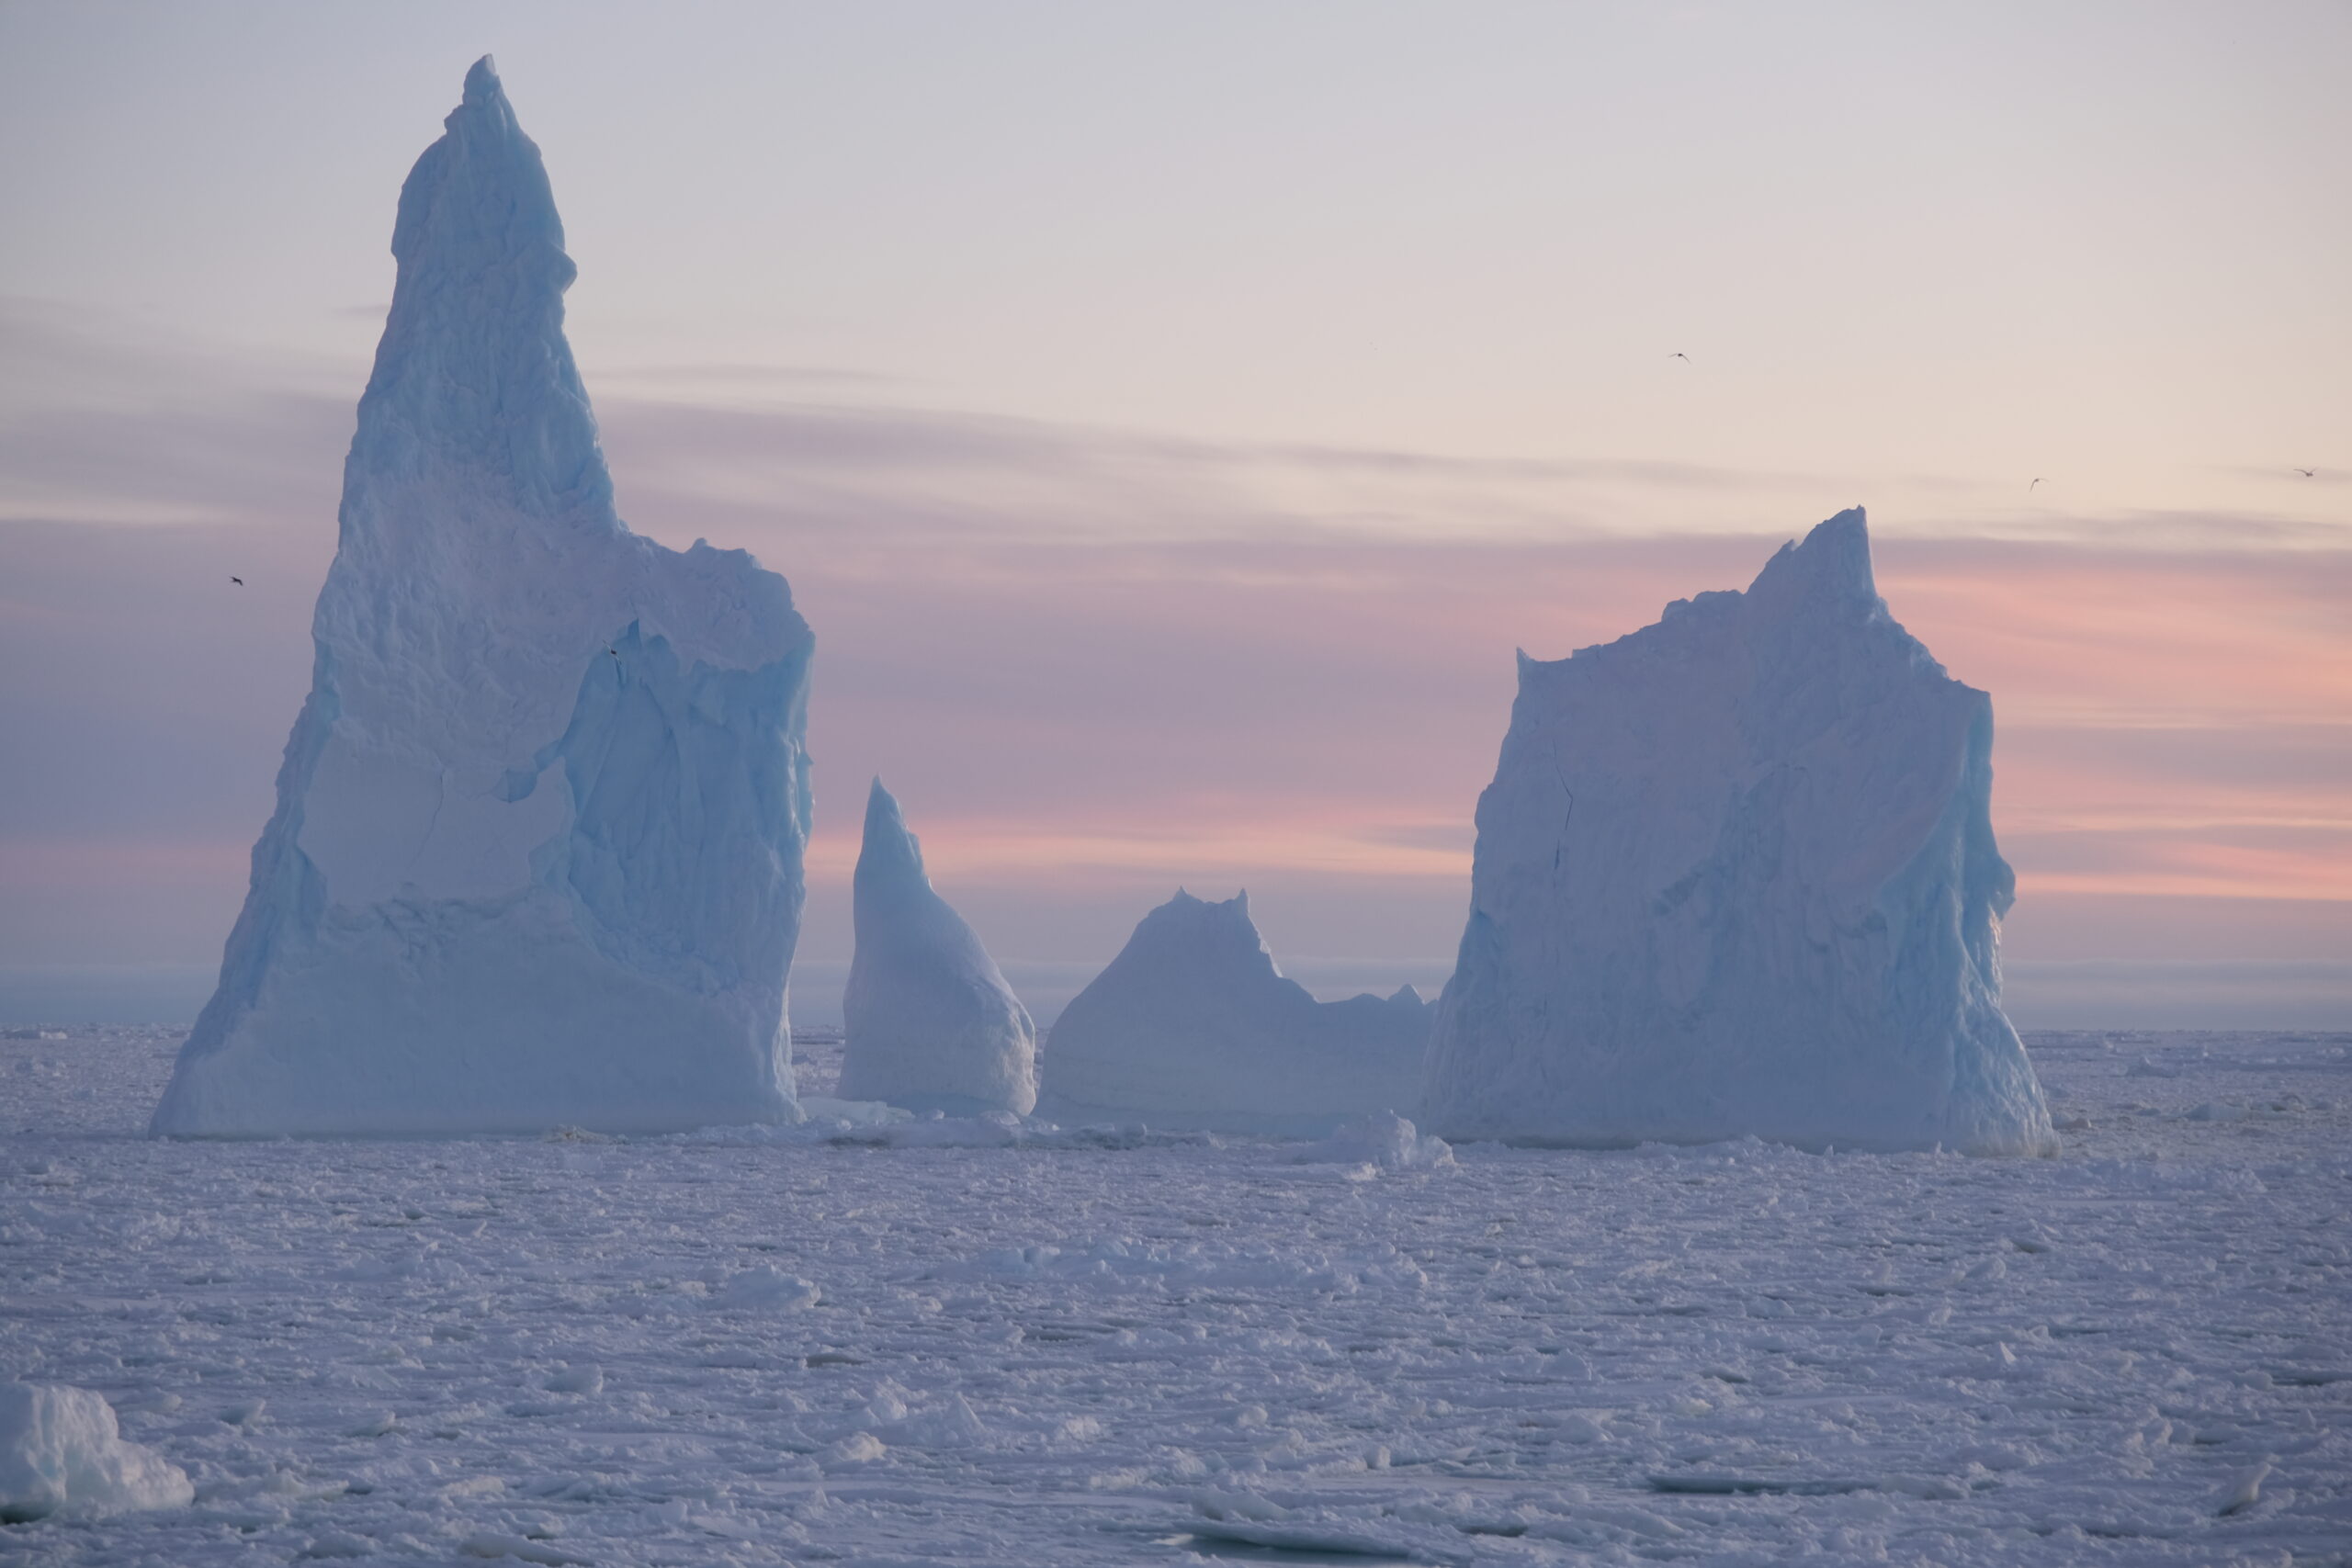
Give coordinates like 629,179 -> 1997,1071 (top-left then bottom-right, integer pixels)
3,298 -> 2346,984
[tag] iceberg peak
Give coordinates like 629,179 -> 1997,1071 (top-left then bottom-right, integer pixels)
1748,505 -> 1880,615
858,776 -> 923,883
462,53 -> 503,107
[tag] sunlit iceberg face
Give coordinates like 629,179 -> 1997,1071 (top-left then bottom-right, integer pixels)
1423,508 -> 2055,1156
151,58 -> 812,1138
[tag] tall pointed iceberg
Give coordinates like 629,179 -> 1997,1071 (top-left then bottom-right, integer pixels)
1421,510 -> 2054,1155
838,781 -> 1038,1115
152,59 -> 813,1136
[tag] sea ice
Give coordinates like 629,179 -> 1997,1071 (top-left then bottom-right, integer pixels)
1423,509 -> 2055,1154
150,59 -> 812,1136
6,1023 -> 2349,1563
0,1384 -> 192,1522
838,781 -> 1038,1115
1035,890 -> 1431,1133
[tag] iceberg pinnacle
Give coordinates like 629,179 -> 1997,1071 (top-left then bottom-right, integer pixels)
151,59 -> 813,1136
1036,891 -> 1433,1134
1422,508 -> 2055,1155
838,780 -> 1039,1115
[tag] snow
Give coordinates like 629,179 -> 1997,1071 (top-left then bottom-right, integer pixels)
1036,891 -> 1434,1134
837,781 -> 1038,1116
1425,509 -> 2055,1155
149,59 -> 812,1137
5,1022 -> 2348,1563
0,1383 -> 193,1522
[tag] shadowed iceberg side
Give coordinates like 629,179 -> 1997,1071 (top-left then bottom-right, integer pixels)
151,58 -> 812,1136
1421,508 -> 2054,1155
839,780 -> 1038,1115
1036,890 -> 1432,1134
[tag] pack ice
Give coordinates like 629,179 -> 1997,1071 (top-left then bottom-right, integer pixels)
151,59 -> 813,1137
1422,509 -> 2055,1155
1036,891 -> 1432,1134
838,781 -> 1038,1115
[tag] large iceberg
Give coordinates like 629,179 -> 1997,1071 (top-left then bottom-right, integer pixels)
1036,891 -> 1431,1134
1421,510 -> 2053,1154
152,59 -> 812,1136
838,780 -> 1038,1115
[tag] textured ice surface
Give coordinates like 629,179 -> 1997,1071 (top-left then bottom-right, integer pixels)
5,1023 -> 2348,1563
838,782 -> 1037,1116
150,60 -> 812,1136
1426,509 -> 2054,1154
1037,891 -> 1432,1133
0,1383 -> 193,1522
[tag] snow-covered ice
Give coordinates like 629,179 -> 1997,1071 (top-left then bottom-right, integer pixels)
1426,509 -> 2055,1155
1295,1111 -> 1457,1173
837,781 -> 1038,1116
0,1383 -> 193,1522
1037,891 -> 1433,1134
150,59 -> 813,1137
4,1022 -> 2347,1563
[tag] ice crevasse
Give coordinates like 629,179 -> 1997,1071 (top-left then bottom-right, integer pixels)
151,59 -> 813,1136
1421,510 -> 2056,1156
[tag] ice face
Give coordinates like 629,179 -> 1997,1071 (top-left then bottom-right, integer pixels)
1035,890 -> 1433,1134
150,59 -> 812,1136
1421,509 -> 2056,1155
838,780 -> 1038,1116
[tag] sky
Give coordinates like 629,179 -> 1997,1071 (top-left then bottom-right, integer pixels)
1,1 -> 2346,1027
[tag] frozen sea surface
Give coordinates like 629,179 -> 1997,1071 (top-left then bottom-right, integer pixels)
3,1025 -> 2347,1565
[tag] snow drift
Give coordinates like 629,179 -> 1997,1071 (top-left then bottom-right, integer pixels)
1036,891 -> 1431,1134
0,1384 -> 192,1522
1421,509 -> 2054,1155
152,59 -> 812,1136
838,780 -> 1038,1115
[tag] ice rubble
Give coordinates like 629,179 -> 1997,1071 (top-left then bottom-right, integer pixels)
1295,1111 -> 1456,1172
838,781 -> 1038,1115
1422,509 -> 2055,1155
1035,891 -> 1432,1133
0,1384 -> 192,1522
151,59 -> 812,1136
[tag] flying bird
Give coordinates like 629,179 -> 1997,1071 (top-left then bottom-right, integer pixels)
607,647 -> 620,660
2029,478 -> 2046,492
2294,468 -> 2316,478
230,576 -> 243,586
1668,352 -> 1692,364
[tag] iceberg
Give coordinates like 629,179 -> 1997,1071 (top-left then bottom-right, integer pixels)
151,59 -> 812,1136
0,1384 -> 193,1522
1421,509 -> 2054,1154
1036,891 -> 1432,1134
838,780 -> 1038,1115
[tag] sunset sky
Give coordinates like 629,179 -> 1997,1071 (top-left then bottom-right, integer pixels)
2,2 -> 2345,1026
